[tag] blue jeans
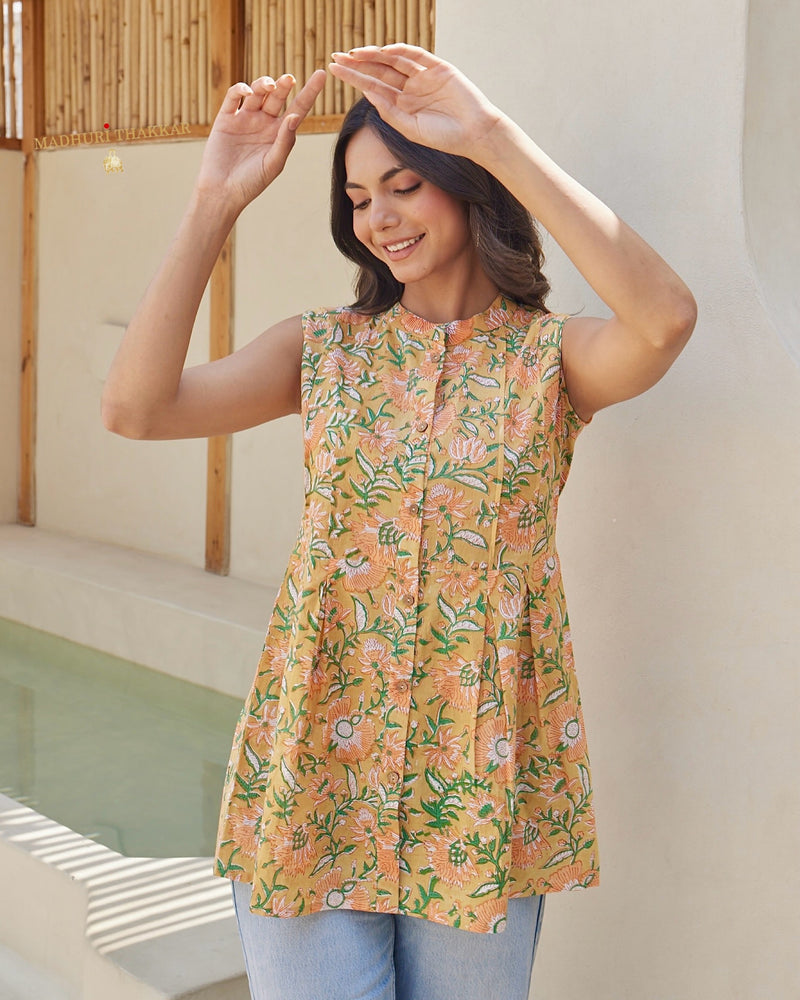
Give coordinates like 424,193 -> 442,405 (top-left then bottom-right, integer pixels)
232,880 -> 545,1000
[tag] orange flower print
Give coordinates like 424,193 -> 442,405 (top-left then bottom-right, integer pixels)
303,410 -> 327,461
496,645 -> 517,693
497,496 -> 541,551
498,589 -> 524,622
399,311 -> 436,338
466,789 -> 504,828
435,566 -> 480,600
265,892 -> 300,918
226,798 -> 262,860
472,898 -> 508,934
271,821 -> 318,875
336,555 -> 388,592
359,418 -> 399,457
509,346 -> 541,388
512,819 -> 546,867
358,638 -> 392,679
434,654 -> 480,711
351,806 -> 379,846
322,346 -> 360,384
448,435 -> 487,463
422,724 -> 463,773
426,834 -> 478,887
422,483 -> 472,527
516,652 -> 538,704
244,700 -> 278,748
299,652 -> 329,697
475,716 -> 515,782
533,553 -> 560,586
443,343 -> 481,379
324,697 -> 376,763
314,449 -> 335,475
505,399 -> 535,443
381,369 -> 418,411
432,401 -> 457,436
322,597 -> 352,630
307,768 -> 345,805
546,701 -> 587,762
376,830 -> 400,882
529,600 -> 555,637
547,862 -> 593,891
351,512 -> 402,564
313,868 -> 370,910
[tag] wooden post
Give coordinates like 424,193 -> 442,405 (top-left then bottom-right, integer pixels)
205,0 -> 242,574
19,0 -> 45,526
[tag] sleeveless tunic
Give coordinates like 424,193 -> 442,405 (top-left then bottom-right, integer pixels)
215,295 -> 599,933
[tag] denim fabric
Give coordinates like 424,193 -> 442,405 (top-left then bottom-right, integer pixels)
232,880 -> 545,1000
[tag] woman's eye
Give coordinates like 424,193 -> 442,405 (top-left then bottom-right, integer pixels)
352,199 -> 369,211
397,182 -> 422,196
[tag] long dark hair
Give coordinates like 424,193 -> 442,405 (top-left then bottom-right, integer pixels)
330,97 -> 550,314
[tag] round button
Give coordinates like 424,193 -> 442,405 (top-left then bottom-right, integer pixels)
409,502 -> 420,516
414,419 -> 429,432
403,593 -> 415,607
388,771 -> 402,788
396,679 -> 410,693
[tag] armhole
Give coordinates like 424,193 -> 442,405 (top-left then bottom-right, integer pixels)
551,313 -> 593,433
300,309 -> 328,423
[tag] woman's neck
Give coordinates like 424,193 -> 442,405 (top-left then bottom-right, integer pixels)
399,269 -> 499,324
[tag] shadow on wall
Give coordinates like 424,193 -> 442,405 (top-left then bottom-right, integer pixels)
743,0 -> 800,368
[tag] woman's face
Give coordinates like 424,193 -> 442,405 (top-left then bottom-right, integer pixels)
344,127 -> 477,291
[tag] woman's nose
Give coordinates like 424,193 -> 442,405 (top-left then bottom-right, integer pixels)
369,198 -> 399,231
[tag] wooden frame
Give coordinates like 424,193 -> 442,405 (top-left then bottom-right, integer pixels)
18,0 -> 44,526
204,0 -> 242,574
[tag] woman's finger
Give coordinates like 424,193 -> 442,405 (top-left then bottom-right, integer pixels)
284,68 -> 327,122
219,82 -> 254,115
347,43 -> 440,71
328,60 -> 405,109
330,50 -> 409,91
263,73 -> 296,115
241,76 -> 275,111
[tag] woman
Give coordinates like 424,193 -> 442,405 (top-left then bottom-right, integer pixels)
103,44 -> 696,1000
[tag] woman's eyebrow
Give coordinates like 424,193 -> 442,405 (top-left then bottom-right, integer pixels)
344,166 -> 408,190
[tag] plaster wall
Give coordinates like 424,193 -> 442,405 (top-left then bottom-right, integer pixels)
433,2 -> 800,998
0,150 -> 22,523
36,140 -> 209,564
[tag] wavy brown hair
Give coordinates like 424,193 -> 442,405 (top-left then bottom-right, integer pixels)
330,97 -> 550,315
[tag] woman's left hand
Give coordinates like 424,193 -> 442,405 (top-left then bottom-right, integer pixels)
329,44 -> 503,157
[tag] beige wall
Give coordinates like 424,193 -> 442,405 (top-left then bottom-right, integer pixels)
0,150 -> 22,523
434,2 -> 800,998
4,0 -> 798,995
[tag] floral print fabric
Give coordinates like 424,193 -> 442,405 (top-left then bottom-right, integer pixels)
215,295 -> 599,932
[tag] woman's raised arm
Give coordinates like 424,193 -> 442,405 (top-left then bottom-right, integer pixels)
330,46 -> 696,421
102,70 -> 325,440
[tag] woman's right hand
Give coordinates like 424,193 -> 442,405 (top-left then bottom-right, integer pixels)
197,70 -> 327,210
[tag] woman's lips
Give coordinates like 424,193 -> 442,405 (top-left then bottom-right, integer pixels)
381,234 -> 424,260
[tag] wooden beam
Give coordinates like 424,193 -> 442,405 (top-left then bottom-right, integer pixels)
18,0 -> 45,526
204,0 -> 242,574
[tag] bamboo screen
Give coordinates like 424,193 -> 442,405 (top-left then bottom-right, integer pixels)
243,0 -> 435,119
43,0 -> 211,135
25,0 -> 435,142
1,0 -> 22,139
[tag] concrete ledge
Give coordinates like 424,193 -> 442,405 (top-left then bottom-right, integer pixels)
0,525 -> 273,698
0,794 -> 248,1000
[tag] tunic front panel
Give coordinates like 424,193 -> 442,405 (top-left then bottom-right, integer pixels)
215,296 -> 599,932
